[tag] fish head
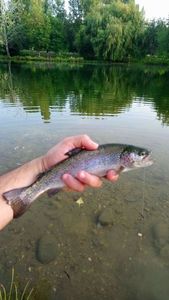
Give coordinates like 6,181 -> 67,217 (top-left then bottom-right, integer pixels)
120,145 -> 153,170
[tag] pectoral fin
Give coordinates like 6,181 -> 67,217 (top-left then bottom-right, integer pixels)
47,188 -> 60,197
65,147 -> 83,157
116,166 -> 125,174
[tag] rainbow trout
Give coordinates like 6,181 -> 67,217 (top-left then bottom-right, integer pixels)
3,144 -> 153,217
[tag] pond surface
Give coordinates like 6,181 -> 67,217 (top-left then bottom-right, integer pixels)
0,62 -> 169,299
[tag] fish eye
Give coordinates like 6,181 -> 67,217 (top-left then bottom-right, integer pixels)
140,151 -> 146,157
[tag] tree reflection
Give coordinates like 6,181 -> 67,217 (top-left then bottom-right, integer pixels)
0,63 -> 169,125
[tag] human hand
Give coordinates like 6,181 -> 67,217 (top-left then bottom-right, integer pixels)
42,135 -> 119,192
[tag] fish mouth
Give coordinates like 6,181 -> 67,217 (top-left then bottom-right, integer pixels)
134,153 -> 153,168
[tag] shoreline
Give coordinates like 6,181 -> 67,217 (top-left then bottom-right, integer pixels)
0,55 -> 169,67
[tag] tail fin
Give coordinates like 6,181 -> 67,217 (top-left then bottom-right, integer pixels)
3,187 -> 27,202
3,187 -> 29,218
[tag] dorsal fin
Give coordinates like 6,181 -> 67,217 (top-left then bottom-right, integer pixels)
65,147 -> 83,157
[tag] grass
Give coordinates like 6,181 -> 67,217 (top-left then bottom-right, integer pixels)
0,268 -> 34,300
0,54 -> 84,63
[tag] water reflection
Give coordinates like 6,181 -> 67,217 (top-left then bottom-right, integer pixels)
0,63 -> 169,124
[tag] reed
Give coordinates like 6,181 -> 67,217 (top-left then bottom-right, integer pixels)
0,268 -> 34,300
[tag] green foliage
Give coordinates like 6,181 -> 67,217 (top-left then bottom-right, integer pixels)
143,55 -> 169,65
49,15 -> 67,52
0,0 -> 169,62
0,53 -> 84,63
0,0 -> 25,56
141,20 -> 158,56
77,0 -> 144,60
22,0 -> 51,50
156,20 -> 169,56
141,19 -> 169,59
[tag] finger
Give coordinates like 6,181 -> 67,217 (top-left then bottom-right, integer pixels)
77,171 -> 102,188
106,170 -> 119,182
66,135 -> 99,151
62,174 -> 85,192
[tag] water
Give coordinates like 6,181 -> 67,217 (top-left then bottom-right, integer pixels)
0,62 -> 169,300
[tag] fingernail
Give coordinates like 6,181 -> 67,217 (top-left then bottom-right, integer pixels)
63,174 -> 69,180
79,171 -> 85,179
91,141 -> 99,148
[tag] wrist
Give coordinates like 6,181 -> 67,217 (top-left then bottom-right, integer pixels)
35,156 -> 46,173
40,155 -> 49,172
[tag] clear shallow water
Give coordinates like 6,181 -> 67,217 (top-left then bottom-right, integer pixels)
0,62 -> 169,299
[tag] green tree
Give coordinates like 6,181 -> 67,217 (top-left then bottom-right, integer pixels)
156,19 -> 169,56
77,0 -> 144,60
66,0 -> 83,52
48,0 -> 67,52
0,0 -> 10,56
23,0 -> 51,50
0,0 -> 25,56
141,20 -> 158,56
142,18 -> 169,57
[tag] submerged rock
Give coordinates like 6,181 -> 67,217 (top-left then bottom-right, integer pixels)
36,234 -> 57,264
152,222 -> 169,249
98,207 -> 114,226
160,244 -> 169,260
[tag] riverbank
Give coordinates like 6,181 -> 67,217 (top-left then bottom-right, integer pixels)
1,54 -> 169,66
142,55 -> 169,65
0,54 -> 84,64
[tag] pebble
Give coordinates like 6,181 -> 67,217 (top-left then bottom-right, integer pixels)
98,207 -> 114,226
36,234 -> 58,264
137,232 -> 143,238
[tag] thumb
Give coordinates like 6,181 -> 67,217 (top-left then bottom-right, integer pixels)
72,135 -> 99,150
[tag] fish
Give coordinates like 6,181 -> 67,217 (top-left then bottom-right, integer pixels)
3,144 -> 153,217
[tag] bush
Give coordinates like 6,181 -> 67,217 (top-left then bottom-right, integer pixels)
19,49 -> 39,57
0,54 -> 84,63
143,55 -> 169,65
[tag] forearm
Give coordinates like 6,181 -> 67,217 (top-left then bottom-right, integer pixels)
0,157 -> 44,230
0,157 -> 44,193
